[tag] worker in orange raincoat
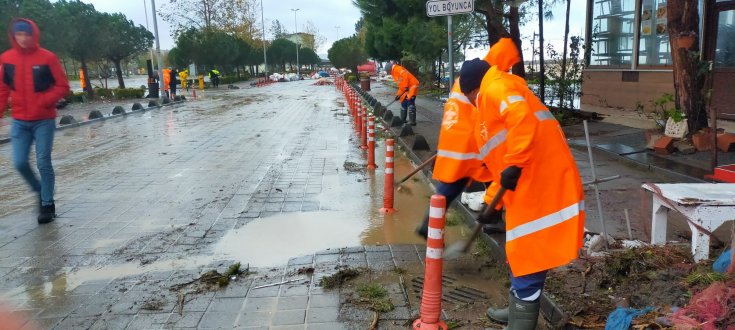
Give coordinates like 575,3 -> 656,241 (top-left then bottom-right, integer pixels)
459,39 -> 585,329
162,68 -> 171,97
415,74 -> 493,239
385,62 -> 419,125
79,68 -> 86,91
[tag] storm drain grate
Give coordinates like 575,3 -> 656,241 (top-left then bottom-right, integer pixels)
411,275 -> 487,304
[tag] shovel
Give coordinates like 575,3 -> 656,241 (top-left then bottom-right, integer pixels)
396,154 -> 437,194
383,92 -> 407,109
443,187 -> 507,260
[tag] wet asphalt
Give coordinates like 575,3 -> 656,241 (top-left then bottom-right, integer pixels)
0,81 -> 495,329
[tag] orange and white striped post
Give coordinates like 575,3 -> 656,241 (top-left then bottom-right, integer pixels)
356,100 -> 363,135
379,139 -> 396,213
367,116 -> 376,170
360,102 -> 368,150
413,195 -> 448,330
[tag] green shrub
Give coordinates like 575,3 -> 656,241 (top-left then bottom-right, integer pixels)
345,73 -> 357,83
113,88 -> 145,99
64,91 -> 86,103
219,74 -> 251,85
94,88 -> 114,99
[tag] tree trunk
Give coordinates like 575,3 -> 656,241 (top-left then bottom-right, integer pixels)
81,58 -> 94,99
558,0 -> 572,110
667,0 -> 708,134
509,5 -> 526,78
113,59 -> 126,89
538,0 -> 546,103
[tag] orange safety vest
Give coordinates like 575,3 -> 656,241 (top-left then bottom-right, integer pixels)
475,38 -> 585,277
79,69 -> 86,90
390,64 -> 419,102
163,68 -> 171,91
432,78 -> 492,183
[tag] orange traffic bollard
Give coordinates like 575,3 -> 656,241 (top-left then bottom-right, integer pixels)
192,89 -> 197,100
360,103 -> 368,150
379,139 -> 396,213
356,101 -> 363,135
367,116 -> 376,170
413,195 -> 448,330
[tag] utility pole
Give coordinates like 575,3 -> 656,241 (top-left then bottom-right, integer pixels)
143,0 -> 154,66
291,8 -> 300,75
261,0 -> 268,78
335,26 -> 340,40
150,0 -> 164,97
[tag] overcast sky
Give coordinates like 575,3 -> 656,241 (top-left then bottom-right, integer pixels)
74,0 -> 586,59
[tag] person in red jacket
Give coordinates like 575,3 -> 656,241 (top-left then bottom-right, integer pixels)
0,18 -> 70,224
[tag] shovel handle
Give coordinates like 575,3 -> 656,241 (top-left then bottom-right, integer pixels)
396,154 -> 437,187
461,187 -> 507,254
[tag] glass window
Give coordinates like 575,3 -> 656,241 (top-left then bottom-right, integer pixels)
638,0 -> 671,66
590,0 -> 636,67
715,9 -> 735,68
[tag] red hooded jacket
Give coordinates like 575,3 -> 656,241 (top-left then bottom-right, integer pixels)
0,18 -> 69,121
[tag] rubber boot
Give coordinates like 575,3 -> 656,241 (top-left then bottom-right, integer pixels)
414,210 -> 430,240
408,105 -> 417,126
400,108 -> 407,123
37,203 -> 56,224
486,305 -> 508,324
506,292 -> 540,330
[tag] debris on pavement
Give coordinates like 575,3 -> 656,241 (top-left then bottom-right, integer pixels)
545,245 -> 733,328
668,280 -> 735,329
320,267 -> 364,289
460,191 -> 485,211
312,78 -> 334,86
343,160 -> 366,173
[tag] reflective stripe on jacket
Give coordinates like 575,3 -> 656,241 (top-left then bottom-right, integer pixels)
432,79 -> 492,183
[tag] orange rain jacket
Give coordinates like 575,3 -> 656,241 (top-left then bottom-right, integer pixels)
432,78 -> 492,183
163,68 -> 171,92
475,38 -> 585,277
390,64 -> 419,102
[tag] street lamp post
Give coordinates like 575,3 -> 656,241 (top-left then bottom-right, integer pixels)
291,8 -> 300,75
335,26 -> 340,40
261,0 -> 268,78
150,0 -> 164,98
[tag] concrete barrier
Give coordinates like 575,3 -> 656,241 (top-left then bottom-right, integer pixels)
112,106 -> 125,115
148,100 -> 160,108
399,123 -> 414,137
174,96 -> 182,102
88,110 -> 104,120
59,115 -> 77,126
383,109 -> 394,122
162,98 -> 171,105
390,116 -> 403,127
132,103 -> 143,111
412,134 -> 431,151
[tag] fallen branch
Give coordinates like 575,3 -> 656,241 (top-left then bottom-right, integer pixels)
369,311 -> 379,330
251,278 -> 302,290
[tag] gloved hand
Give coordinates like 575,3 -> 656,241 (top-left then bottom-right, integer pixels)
500,166 -> 522,191
476,207 -> 503,224
404,87 -> 409,92
395,95 -> 401,101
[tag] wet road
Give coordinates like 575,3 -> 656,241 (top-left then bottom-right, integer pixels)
0,81 -> 476,328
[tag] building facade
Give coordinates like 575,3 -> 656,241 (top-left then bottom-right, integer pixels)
583,0 -> 735,120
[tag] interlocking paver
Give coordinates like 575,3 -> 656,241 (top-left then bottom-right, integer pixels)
306,307 -> 340,323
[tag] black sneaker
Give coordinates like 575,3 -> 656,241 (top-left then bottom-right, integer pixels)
38,203 -> 56,224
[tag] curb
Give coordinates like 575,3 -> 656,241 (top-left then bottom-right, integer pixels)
354,83 -> 570,328
0,99 -> 187,144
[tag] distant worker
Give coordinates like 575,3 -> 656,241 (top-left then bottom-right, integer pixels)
0,18 -> 70,224
415,70 -> 493,239
385,62 -> 419,126
198,74 -> 204,90
170,68 -> 179,99
79,68 -> 86,91
209,69 -> 220,88
179,69 -> 189,91
461,39 -> 585,329
162,68 -> 171,97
